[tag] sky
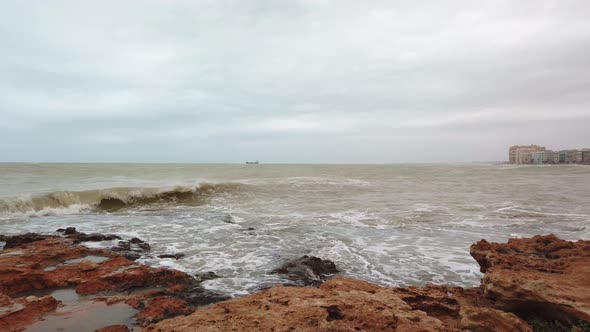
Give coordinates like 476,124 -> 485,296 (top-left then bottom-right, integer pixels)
1,0 -> 589,163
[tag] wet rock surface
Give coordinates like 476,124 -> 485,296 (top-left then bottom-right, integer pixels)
0,229 -> 230,330
2,232 -> 589,331
57,227 -> 122,243
172,279 -> 230,307
0,295 -> 59,332
0,233 -> 56,249
270,255 -> 339,286
157,253 -> 185,260
95,325 -> 130,332
194,271 -> 220,283
150,277 -> 530,332
151,235 -> 590,332
111,240 -> 151,253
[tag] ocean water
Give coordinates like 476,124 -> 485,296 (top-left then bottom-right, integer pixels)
1,163 -> 589,296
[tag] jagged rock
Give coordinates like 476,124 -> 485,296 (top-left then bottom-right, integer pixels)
149,277 -> 530,332
158,253 -> 185,260
112,239 -> 150,253
76,264 -> 193,295
171,279 -> 230,307
0,236 -> 229,330
56,227 -> 122,242
123,253 -> 141,261
470,234 -> 590,322
112,241 -> 131,251
194,271 -> 220,283
0,233 -> 53,249
138,243 -> 151,251
0,295 -> 59,332
271,255 -> 338,286
71,232 -> 121,243
137,297 -> 193,325
64,227 -> 77,235
95,325 -> 130,332
395,284 -> 531,332
2,232 -> 588,332
79,260 -> 99,272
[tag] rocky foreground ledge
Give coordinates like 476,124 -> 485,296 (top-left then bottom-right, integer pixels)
0,231 -> 589,332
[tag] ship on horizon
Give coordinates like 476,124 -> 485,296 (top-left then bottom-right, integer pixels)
245,160 -> 259,164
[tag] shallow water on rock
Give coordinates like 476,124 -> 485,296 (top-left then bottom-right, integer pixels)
43,255 -> 109,272
25,289 -> 138,332
64,255 -> 109,264
0,249 -> 24,256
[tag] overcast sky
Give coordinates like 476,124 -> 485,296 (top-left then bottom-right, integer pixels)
1,1 -> 589,163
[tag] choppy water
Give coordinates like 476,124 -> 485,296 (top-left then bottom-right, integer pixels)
1,163 -> 589,296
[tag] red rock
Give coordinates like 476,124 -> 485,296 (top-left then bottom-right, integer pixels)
95,324 -> 130,332
2,232 -> 588,331
75,264 -> 192,295
470,234 -> 590,322
0,293 -> 13,306
0,296 -> 59,332
149,277 -> 530,332
137,297 -> 193,325
79,260 -> 99,271
0,236 -> 212,330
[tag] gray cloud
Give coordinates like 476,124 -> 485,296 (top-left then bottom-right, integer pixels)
1,0 -> 589,163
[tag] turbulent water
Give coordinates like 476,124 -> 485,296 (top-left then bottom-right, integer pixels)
1,163 -> 589,296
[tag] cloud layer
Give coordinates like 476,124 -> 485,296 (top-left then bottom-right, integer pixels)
1,1 -> 589,162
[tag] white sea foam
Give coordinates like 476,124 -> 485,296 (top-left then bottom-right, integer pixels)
0,163 -> 588,296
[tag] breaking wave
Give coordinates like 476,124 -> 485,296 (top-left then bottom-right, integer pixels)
0,182 -> 243,219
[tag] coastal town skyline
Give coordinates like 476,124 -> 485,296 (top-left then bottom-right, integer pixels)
509,144 -> 590,164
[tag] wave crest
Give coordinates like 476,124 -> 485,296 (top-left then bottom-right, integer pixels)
0,182 -> 243,218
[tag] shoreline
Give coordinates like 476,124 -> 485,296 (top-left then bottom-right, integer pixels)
1,230 -> 589,331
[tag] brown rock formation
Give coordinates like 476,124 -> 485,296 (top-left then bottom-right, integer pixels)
0,232 -> 228,330
2,231 -> 589,331
270,255 -> 339,286
0,295 -> 59,332
150,277 -> 530,332
470,234 -> 590,322
137,297 -> 194,324
95,325 -> 130,332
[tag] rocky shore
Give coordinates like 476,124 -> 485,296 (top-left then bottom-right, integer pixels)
1,230 -> 589,331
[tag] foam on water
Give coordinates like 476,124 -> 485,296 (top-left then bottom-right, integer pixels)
0,163 -> 588,297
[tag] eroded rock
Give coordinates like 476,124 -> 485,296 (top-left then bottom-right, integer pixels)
0,234 -> 229,330
270,255 -> 339,286
470,234 -> 590,322
0,295 -> 59,332
137,297 -> 193,324
95,325 -> 130,332
57,227 -> 122,243
158,253 -> 185,260
194,271 -> 220,283
149,277 -> 530,332
0,233 -> 54,249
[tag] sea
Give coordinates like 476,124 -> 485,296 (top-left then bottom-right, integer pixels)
1,163 -> 589,297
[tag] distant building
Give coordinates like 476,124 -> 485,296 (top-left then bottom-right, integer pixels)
509,145 -> 589,164
547,151 -> 560,164
532,151 -> 559,164
509,145 -> 545,164
559,151 -> 567,163
532,151 -> 545,164
508,144 -> 590,165
515,149 -> 533,164
566,150 -> 583,164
